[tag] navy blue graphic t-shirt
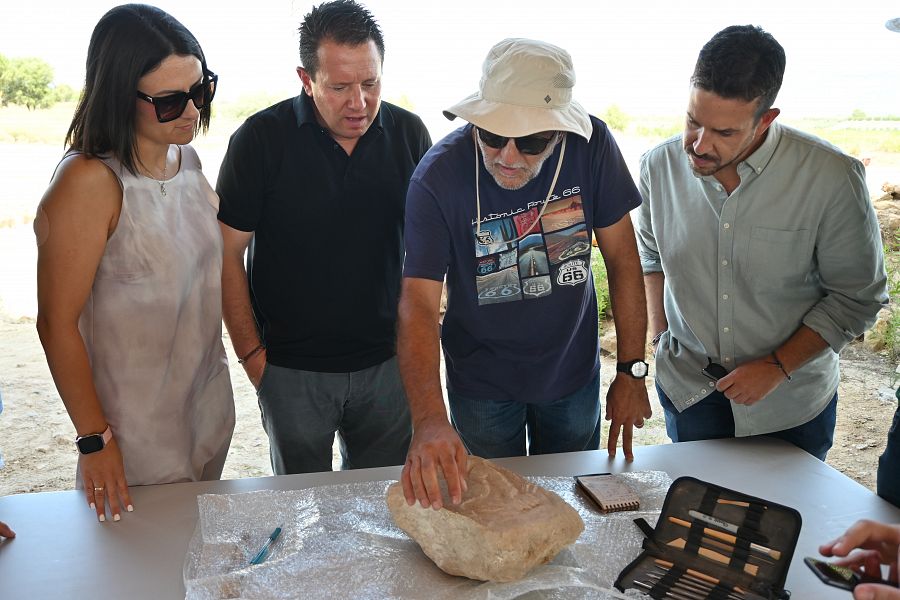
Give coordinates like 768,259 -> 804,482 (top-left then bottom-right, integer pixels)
403,119 -> 641,403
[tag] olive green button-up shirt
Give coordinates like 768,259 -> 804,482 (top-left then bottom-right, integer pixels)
636,122 -> 888,436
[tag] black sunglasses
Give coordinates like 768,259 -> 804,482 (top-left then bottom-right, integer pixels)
136,72 -> 218,123
476,127 -> 556,155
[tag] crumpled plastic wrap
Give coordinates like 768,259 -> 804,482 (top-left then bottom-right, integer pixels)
183,470 -> 672,599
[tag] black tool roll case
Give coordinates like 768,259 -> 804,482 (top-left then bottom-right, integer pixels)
614,476 -> 802,599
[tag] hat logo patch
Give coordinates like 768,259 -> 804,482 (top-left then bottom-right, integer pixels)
544,95 -> 551,104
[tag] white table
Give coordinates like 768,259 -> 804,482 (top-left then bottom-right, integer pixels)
1,437 -> 897,599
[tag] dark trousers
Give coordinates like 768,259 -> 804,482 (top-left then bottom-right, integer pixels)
656,382 -> 837,461
448,372 -> 602,458
256,357 -> 411,475
878,402 -> 900,508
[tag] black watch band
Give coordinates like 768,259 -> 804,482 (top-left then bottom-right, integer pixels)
616,359 -> 649,379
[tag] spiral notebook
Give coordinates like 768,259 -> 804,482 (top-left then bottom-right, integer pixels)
575,474 -> 640,513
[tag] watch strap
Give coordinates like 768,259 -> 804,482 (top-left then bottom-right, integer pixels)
75,426 -> 112,454
616,359 -> 649,379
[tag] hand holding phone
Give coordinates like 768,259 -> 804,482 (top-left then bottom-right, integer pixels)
701,359 -> 729,381
805,557 -> 893,590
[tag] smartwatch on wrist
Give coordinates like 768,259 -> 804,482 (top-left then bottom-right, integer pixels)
75,426 -> 112,455
616,359 -> 649,379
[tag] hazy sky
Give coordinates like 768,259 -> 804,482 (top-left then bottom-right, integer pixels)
2,1 -> 899,138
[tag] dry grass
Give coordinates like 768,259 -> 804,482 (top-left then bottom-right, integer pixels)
0,103 -> 76,144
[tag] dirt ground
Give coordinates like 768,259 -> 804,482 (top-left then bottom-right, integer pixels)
0,313 -> 896,498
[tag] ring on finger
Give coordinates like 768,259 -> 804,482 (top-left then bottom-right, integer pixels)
94,487 -> 104,492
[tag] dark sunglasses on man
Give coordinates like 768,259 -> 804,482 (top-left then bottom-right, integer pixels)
476,127 -> 557,155
136,72 -> 218,123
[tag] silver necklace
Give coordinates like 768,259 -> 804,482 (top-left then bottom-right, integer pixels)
155,161 -> 169,197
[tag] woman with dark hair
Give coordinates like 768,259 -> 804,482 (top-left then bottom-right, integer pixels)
35,4 -> 235,523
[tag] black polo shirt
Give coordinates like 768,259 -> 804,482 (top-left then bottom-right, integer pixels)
217,92 -> 432,372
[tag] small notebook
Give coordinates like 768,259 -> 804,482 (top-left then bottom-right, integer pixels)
575,474 -> 640,513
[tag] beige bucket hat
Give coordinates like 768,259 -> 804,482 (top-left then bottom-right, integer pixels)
443,38 -> 593,141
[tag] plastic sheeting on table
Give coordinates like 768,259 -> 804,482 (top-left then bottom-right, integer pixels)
183,471 -> 672,599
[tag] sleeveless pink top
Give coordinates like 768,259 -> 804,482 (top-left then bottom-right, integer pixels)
77,145 -> 234,486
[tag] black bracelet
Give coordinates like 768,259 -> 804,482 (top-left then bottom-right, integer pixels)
238,343 -> 265,364
769,351 -> 792,381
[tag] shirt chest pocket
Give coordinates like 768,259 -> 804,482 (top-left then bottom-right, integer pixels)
747,227 -> 812,289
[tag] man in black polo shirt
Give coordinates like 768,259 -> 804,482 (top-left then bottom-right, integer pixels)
216,0 -> 432,475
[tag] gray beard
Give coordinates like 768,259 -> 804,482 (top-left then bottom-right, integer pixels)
477,134 -> 560,190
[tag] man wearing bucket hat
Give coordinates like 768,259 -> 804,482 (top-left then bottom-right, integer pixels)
636,25 -> 887,462
397,38 -> 652,508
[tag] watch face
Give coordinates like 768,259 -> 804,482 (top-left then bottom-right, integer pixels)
630,361 -> 648,378
76,434 -> 104,454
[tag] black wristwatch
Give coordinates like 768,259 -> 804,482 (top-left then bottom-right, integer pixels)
75,426 -> 112,455
616,359 -> 649,379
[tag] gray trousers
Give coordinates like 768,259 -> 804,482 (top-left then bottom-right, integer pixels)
256,356 -> 412,475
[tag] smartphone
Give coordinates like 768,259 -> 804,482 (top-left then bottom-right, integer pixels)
804,557 -> 892,590
701,360 -> 729,381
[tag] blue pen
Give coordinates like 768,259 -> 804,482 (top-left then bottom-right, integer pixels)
249,526 -> 283,565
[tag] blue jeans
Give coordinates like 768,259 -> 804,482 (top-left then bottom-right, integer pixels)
256,357 -> 412,474
656,382 -> 837,461
448,372 -> 602,458
878,401 -> 900,508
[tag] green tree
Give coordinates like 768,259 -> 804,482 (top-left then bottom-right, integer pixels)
49,83 -> 79,104
0,53 -> 8,103
0,57 -> 54,110
602,104 -> 630,131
